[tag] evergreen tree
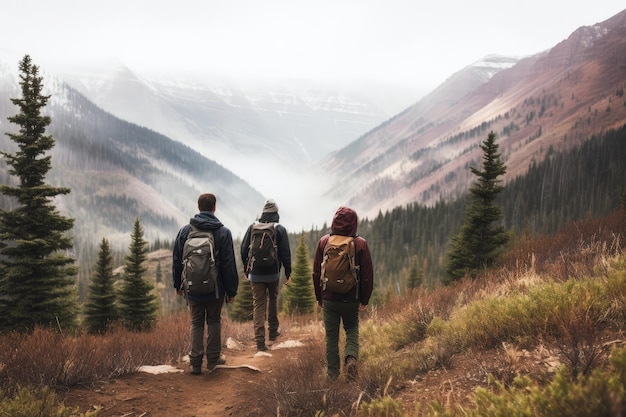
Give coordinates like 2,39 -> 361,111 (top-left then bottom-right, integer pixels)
283,234 -> 315,315
84,238 -> 117,334
0,55 -> 78,332
407,255 -> 423,289
444,131 -> 509,283
117,218 -> 158,330
229,273 -> 254,322
155,261 -> 163,284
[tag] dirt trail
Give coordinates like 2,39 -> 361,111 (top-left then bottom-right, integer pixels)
62,338 -> 306,417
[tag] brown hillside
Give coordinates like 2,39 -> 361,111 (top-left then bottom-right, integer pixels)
321,9 -> 626,221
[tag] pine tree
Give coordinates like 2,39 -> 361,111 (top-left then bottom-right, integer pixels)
283,234 -> 315,315
155,261 -> 163,284
0,55 -> 78,332
229,273 -> 254,322
117,218 -> 158,330
84,238 -> 117,333
407,255 -> 423,289
444,131 -> 509,283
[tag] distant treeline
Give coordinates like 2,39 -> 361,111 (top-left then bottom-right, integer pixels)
292,125 -> 626,294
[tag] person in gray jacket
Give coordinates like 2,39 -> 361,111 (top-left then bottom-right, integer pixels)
173,193 -> 238,374
240,199 -> 292,351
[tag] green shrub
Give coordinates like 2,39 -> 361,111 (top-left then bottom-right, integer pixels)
358,396 -> 405,417
0,386 -> 101,417
428,346 -> 626,417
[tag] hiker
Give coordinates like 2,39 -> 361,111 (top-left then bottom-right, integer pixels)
172,193 -> 239,374
312,206 -> 373,381
241,198 -> 292,351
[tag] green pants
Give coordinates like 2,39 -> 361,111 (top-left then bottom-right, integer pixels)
322,300 -> 360,378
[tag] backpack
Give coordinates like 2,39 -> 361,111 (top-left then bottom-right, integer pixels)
321,235 -> 360,294
181,225 -> 219,296
246,222 -> 278,272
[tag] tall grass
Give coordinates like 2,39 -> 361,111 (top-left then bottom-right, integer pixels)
0,312 -> 189,397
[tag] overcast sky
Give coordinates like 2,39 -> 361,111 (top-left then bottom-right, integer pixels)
1,1 -> 624,92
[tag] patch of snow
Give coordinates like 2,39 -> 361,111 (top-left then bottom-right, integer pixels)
137,365 -> 184,374
272,340 -> 304,349
226,336 -> 245,350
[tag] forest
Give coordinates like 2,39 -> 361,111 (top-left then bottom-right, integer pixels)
2,56 -> 624,318
64,122 -> 626,317
291,125 -> 626,296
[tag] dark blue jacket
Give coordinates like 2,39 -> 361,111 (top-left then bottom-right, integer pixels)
172,211 -> 238,301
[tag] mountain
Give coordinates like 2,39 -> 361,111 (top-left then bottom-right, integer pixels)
3,8 -> 625,247
54,64 -> 422,183
46,63 -> 427,229
0,64 -> 264,247
321,9 -> 626,220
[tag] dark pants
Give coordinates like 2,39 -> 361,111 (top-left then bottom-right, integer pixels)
322,300 -> 360,378
251,280 -> 279,345
188,298 -> 224,368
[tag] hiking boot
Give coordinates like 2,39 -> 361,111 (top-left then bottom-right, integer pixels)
269,331 -> 281,341
206,354 -> 226,373
257,343 -> 268,351
345,355 -> 358,380
191,365 -> 202,375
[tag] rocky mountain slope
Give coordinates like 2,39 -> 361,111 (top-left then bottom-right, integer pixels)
0,69 -> 264,246
321,9 -> 626,220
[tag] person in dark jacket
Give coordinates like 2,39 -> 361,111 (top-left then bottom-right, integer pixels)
172,193 -> 238,375
312,206 -> 373,380
240,198 -> 292,351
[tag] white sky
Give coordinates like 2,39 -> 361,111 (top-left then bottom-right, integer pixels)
1,0 -> 624,91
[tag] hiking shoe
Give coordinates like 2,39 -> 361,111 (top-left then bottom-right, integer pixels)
257,343 -> 268,351
191,365 -> 202,375
269,331 -> 281,341
345,355 -> 358,380
206,354 -> 226,372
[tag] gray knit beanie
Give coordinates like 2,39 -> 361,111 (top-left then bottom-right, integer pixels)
262,198 -> 278,213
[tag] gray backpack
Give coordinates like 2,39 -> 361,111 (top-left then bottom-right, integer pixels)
246,222 -> 278,272
182,225 -> 219,296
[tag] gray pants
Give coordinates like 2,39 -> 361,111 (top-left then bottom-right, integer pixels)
251,280 -> 279,345
189,298 -> 224,368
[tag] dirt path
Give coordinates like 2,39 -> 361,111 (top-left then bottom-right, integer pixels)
62,338 -> 305,417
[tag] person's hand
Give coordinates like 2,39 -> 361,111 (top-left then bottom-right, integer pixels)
359,304 -> 368,312
176,289 -> 184,296
318,301 -> 323,308
226,295 -> 236,304
283,277 -> 291,286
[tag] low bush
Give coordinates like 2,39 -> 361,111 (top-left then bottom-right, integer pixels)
0,386 -> 101,417
0,312 -> 189,396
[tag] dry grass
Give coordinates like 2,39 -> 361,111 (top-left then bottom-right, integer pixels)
0,312 -> 189,396
1,210 -> 624,416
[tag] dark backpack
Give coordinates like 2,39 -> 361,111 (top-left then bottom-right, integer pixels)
181,225 -> 219,296
321,234 -> 360,294
246,222 -> 278,272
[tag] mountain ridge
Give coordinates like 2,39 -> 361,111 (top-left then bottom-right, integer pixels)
0,70 -> 265,247
321,8 -> 626,220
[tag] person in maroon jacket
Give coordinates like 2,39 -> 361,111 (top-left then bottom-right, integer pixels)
312,206 -> 374,380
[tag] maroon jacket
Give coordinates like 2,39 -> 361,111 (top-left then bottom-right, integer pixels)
312,206 -> 374,305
